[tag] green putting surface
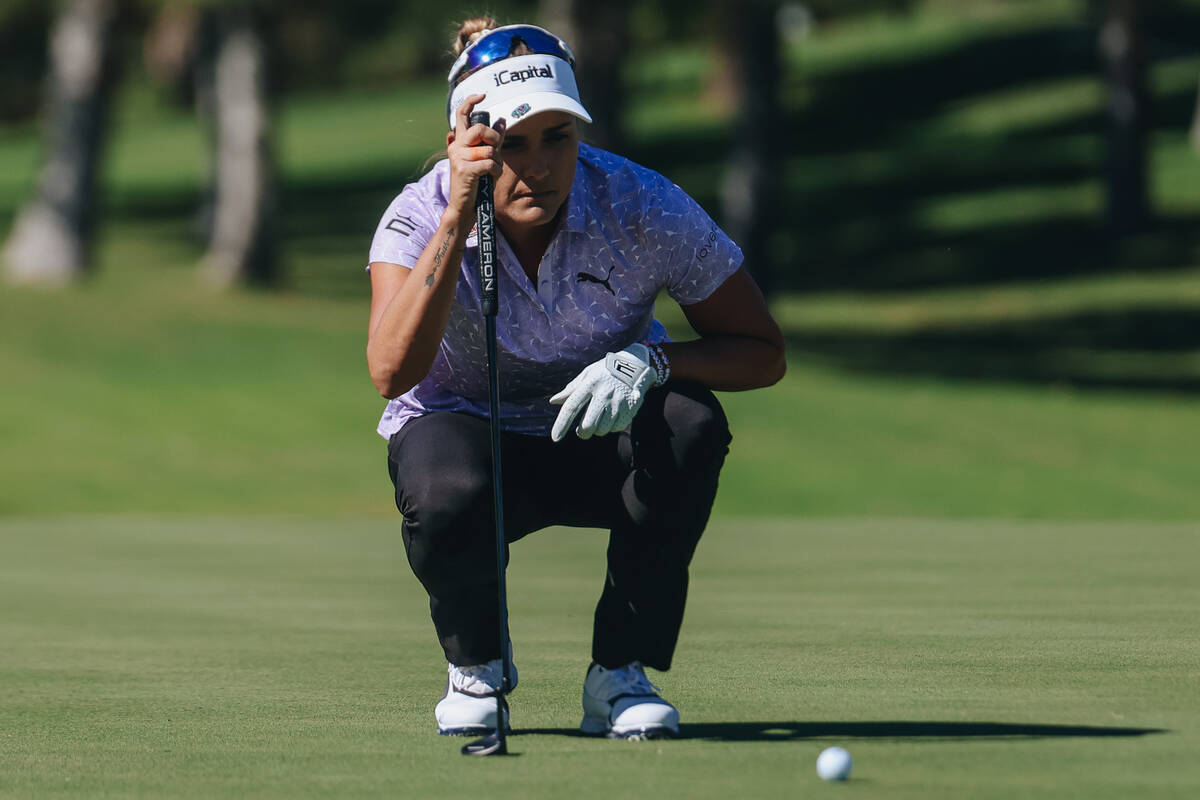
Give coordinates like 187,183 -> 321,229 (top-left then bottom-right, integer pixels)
1,516 -> 1194,798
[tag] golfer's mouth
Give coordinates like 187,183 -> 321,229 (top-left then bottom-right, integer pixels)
513,190 -> 555,201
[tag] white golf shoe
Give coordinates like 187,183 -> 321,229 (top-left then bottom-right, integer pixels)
435,657 -> 517,736
580,661 -> 680,739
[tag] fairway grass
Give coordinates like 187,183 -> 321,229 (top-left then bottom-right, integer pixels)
1,516 -> 1196,798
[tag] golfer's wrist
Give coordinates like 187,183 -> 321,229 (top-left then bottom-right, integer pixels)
439,209 -> 470,241
640,342 -> 671,386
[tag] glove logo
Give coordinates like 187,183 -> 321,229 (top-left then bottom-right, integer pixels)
612,358 -> 638,380
576,264 -> 617,296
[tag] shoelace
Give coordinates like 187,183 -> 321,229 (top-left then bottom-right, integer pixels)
606,662 -> 662,697
450,661 -> 502,696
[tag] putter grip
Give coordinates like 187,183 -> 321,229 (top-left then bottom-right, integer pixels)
470,111 -> 498,317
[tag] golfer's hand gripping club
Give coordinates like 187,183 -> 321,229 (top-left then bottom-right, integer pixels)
470,110 -> 498,317
549,344 -> 661,442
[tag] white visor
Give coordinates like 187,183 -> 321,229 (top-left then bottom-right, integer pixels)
447,53 -> 592,130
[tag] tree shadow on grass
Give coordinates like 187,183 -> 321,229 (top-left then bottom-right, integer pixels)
786,304 -> 1200,394
679,721 -> 1166,742
515,721 -> 1165,741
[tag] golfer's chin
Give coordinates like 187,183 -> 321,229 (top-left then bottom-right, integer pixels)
499,193 -> 563,228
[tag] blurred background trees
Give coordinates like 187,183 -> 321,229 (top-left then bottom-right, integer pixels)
2,0 -> 119,285
1097,0 -> 1150,234
197,4 -> 275,287
715,0 -> 782,297
1193,78 -> 1200,151
1,0 -> 1199,293
539,0 -> 631,152
2,0 -> 280,287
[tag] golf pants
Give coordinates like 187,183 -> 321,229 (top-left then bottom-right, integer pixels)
386,381 -> 731,672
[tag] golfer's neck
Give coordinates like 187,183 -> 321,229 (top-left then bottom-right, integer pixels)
498,210 -> 562,283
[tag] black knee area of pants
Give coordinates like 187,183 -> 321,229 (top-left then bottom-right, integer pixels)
656,380 -> 732,469
389,414 -> 495,542
388,413 -> 498,603
621,381 -> 731,534
402,463 -> 492,543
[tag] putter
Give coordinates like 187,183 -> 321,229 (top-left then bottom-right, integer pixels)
461,110 -> 513,757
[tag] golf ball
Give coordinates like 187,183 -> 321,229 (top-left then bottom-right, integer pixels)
816,746 -> 853,781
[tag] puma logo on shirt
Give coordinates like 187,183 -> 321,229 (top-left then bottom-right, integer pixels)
577,264 -> 617,295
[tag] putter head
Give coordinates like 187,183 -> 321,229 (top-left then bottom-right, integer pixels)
460,693 -> 510,756
461,729 -> 507,756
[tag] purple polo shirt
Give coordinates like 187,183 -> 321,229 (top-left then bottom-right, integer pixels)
368,144 -> 743,438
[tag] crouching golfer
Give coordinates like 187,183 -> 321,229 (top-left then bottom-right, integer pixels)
366,17 -> 785,739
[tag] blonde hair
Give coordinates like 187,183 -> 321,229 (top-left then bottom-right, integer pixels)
453,16 -> 500,55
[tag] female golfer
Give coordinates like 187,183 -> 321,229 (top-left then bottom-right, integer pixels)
367,17 -> 785,740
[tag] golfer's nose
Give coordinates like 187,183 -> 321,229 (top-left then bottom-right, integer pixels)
525,152 -> 550,182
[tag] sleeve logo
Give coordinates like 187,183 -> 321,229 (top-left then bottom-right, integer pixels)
696,227 -> 718,260
386,215 -> 417,237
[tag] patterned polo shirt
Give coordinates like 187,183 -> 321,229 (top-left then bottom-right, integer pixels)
367,143 -> 743,438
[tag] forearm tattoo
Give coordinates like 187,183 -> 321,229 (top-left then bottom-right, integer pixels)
425,226 -> 456,288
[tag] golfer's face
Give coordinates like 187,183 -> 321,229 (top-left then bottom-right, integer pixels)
494,111 -> 578,230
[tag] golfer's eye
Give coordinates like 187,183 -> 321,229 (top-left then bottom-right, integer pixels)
542,124 -> 571,144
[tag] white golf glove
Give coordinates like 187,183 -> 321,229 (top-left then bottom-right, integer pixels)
549,344 -> 660,442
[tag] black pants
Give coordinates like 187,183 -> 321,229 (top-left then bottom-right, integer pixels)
386,382 -> 731,672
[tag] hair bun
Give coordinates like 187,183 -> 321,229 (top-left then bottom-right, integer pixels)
454,16 -> 501,55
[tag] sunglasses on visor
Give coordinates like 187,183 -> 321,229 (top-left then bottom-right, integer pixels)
448,24 -> 577,87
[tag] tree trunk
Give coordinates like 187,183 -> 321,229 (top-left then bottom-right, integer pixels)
718,0 -> 780,298
202,7 -> 276,288
1099,0 -> 1150,235
2,0 -> 118,286
538,0 -> 630,152
1190,77 -> 1200,154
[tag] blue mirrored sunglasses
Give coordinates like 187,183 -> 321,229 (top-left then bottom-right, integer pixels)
448,25 -> 576,87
